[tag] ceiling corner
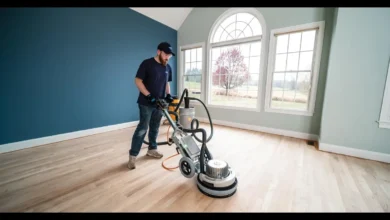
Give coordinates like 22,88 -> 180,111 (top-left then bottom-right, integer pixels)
129,7 -> 193,30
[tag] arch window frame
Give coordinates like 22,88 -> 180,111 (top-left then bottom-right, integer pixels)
205,8 -> 268,111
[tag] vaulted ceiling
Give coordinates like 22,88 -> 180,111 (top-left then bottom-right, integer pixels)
129,8 -> 193,31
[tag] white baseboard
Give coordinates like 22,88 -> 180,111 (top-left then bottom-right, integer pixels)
319,142 -> 390,163
0,121 -> 140,154
195,117 -> 390,164
196,117 -> 319,141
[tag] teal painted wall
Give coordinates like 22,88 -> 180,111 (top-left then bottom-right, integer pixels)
320,8 -> 390,154
178,7 -> 335,135
0,8 -> 177,145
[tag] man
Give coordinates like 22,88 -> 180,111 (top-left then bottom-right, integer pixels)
128,42 -> 175,170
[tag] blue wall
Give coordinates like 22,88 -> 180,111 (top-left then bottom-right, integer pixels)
0,8 -> 177,145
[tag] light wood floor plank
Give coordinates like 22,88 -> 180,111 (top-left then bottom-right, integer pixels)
0,123 -> 389,212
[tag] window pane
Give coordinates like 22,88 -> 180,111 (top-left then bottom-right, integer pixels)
276,34 -> 288,54
271,72 -> 285,108
249,56 -> 260,74
234,30 -> 241,39
297,71 -> 311,92
190,62 -> 195,72
237,13 -> 254,24
243,57 -> 249,69
226,34 -> 234,41
239,43 -> 250,56
196,61 -> 202,73
213,12 -> 262,43
274,54 -> 287,72
294,71 -> 311,110
210,44 -> 257,109
288,32 -> 301,53
225,23 -> 236,36
243,26 -> 252,38
272,73 -> 284,91
236,21 -> 247,33
283,72 -> 297,100
196,48 -> 202,61
250,42 -> 261,56
220,30 -> 229,42
220,14 -> 236,29
183,75 -> 191,90
211,60 -> 217,72
185,50 -> 191,63
286,52 -> 299,71
250,73 -> 259,86
236,31 -> 245,39
301,30 -> 316,51
271,71 -> 308,111
249,18 -> 262,36
298,51 -> 313,71
187,75 -> 201,99
191,49 -> 196,62
213,27 -> 224,43
185,62 -> 191,74
212,48 -> 220,61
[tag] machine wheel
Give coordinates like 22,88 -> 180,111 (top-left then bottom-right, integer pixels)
179,157 -> 195,178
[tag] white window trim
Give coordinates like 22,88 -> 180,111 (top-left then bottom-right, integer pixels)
264,21 -> 325,117
178,42 -> 206,106
205,7 -> 268,112
378,59 -> 390,129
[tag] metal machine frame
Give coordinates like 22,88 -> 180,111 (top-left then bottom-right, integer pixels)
153,89 -> 238,199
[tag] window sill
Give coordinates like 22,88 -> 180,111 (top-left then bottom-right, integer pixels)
205,103 -> 261,112
378,121 -> 390,129
264,107 -> 314,116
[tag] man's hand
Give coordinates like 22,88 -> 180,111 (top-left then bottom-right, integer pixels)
145,94 -> 156,105
165,94 -> 174,103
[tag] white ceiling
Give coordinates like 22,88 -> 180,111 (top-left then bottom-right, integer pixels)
129,7 -> 193,30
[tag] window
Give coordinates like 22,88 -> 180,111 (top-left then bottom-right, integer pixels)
179,43 -> 205,101
207,8 -> 266,110
378,60 -> 390,129
265,21 -> 325,116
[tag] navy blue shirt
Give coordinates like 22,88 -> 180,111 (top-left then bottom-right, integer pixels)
136,57 -> 172,107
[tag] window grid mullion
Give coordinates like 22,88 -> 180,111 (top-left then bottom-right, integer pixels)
281,34 -> 290,103
294,33 -> 303,103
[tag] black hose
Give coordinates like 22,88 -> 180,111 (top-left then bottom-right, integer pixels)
142,88 -> 214,156
182,127 -> 212,174
143,139 -> 170,145
143,89 -> 189,146
174,89 -> 188,112
188,97 -> 213,144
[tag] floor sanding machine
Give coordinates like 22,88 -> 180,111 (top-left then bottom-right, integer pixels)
145,89 -> 238,198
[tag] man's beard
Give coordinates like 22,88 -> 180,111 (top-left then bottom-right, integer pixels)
159,54 -> 168,66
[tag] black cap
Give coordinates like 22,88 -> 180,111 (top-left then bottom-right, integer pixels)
157,42 -> 175,56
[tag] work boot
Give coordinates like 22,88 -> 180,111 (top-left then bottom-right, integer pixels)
128,155 -> 136,169
146,149 -> 163,158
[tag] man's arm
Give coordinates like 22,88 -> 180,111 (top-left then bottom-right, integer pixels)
135,77 -> 150,96
166,82 -> 170,95
166,65 -> 172,95
135,60 -> 151,96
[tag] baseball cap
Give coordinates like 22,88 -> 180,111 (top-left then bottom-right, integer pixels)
157,42 -> 175,56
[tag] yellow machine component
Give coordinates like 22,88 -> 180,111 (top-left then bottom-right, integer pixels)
169,96 -> 180,120
163,96 -> 180,125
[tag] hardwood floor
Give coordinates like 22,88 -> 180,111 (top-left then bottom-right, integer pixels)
0,123 -> 389,212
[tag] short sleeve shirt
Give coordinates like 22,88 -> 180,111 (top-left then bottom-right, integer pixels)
136,57 -> 172,106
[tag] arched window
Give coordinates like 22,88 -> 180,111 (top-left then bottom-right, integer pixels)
207,8 -> 266,110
